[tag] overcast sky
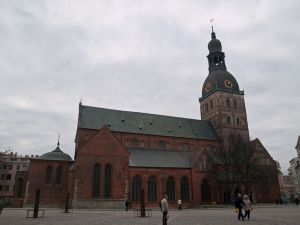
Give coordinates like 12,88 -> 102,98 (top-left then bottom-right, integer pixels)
0,0 -> 299,173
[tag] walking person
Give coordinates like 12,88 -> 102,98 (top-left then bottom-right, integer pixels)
243,194 -> 252,220
0,198 -> 4,215
177,199 -> 182,210
124,199 -> 129,211
235,193 -> 244,221
161,195 -> 169,225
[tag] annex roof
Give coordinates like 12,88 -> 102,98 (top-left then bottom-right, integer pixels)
128,148 -> 196,168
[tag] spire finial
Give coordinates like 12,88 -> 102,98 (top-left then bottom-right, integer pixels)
57,134 -> 60,147
210,18 -> 214,32
210,18 -> 216,39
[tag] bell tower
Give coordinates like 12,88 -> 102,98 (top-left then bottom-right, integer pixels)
199,28 -> 250,146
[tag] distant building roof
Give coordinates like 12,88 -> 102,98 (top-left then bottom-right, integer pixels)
78,104 -> 218,141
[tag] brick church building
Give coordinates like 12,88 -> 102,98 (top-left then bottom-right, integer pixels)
13,29 -> 280,208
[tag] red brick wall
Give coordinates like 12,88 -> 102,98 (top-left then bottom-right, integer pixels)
128,167 -> 192,208
74,126 -> 129,202
25,159 -> 72,206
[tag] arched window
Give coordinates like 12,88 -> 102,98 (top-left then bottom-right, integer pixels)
210,100 -> 213,109
104,164 -> 112,198
219,56 -> 223,64
181,176 -> 189,201
158,140 -> 166,149
92,163 -> 100,198
205,103 -> 208,112
131,138 -> 140,147
226,98 -> 230,107
214,56 -> 218,64
183,143 -> 190,150
148,176 -> 157,202
201,178 -> 211,201
236,118 -> 240,126
45,165 -> 52,184
16,178 -> 24,198
56,166 -> 63,184
132,175 -> 141,201
227,116 -> 231,124
166,176 -> 175,201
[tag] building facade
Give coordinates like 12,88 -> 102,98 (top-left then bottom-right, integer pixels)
0,151 -> 34,204
15,30 -> 280,208
288,136 -> 300,198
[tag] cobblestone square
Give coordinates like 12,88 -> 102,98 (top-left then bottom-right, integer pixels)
0,205 -> 299,225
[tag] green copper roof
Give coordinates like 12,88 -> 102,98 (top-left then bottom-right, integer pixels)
78,104 -> 218,141
39,146 -> 73,161
128,148 -> 196,168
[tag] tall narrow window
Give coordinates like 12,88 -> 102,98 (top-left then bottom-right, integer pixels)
148,176 -> 157,202
226,98 -> 230,107
45,165 -> 52,184
104,164 -> 112,198
210,100 -> 213,109
158,140 -> 166,149
227,116 -> 231,124
201,178 -> 211,201
56,166 -> 63,184
131,138 -> 140,147
166,176 -> 175,201
236,118 -> 240,126
132,175 -> 141,201
92,163 -> 100,198
205,103 -> 208,112
181,176 -> 190,201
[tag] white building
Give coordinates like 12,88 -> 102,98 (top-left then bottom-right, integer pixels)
288,136 -> 300,198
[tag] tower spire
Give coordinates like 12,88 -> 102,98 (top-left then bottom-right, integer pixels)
57,134 -> 60,147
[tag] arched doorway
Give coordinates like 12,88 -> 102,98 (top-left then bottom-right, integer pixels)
201,178 -> 211,202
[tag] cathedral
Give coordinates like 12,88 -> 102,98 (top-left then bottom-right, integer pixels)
13,29 -> 280,208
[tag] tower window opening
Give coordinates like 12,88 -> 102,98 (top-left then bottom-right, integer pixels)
226,98 -> 230,107
227,116 -> 231,124
219,56 -> 223,64
236,118 -> 240,126
210,100 -> 213,109
213,56 -> 218,64
205,103 -> 208,112
234,99 -> 237,109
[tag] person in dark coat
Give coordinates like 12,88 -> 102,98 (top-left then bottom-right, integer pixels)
235,193 -> 244,221
124,199 -> 129,211
295,197 -> 299,205
0,198 -> 4,215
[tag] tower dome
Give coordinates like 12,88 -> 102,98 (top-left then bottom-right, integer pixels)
208,31 -> 222,53
39,140 -> 73,161
200,28 -> 243,100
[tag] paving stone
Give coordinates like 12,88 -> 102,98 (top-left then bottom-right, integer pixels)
0,205 -> 299,225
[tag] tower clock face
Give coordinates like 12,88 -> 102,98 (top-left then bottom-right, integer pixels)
205,83 -> 212,92
224,80 -> 233,88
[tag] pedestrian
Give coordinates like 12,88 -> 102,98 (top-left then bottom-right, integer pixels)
234,193 -> 244,221
161,195 -> 169,225
124,199 -> 129,211
177,199 -> 182,210
0,198 -> 4,215
295,197 -> 299,205
243,194 -> 252,220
